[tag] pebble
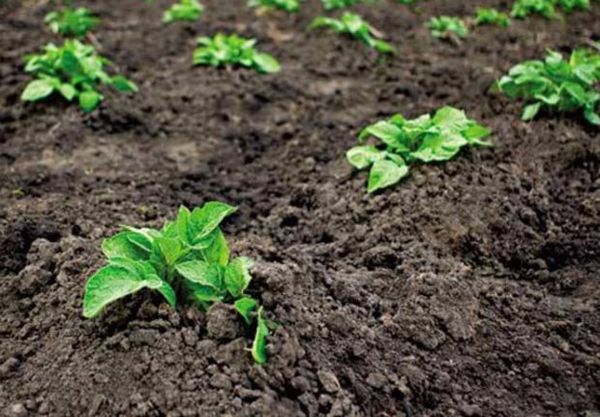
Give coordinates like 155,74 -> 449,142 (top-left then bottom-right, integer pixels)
317,370 -> 341,393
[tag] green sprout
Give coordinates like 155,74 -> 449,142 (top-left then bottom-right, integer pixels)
321,0 -> 361,10
163,0 -> 204,23
556,0 -> 591,13
82,201 -> 270,364
426,16 -> 469,39
21,40 -> 137,112
347,106 -> 492,192
511,0 -> 557,18
44,6 -> 99,38
193,33 -> 280,74
248,0 -> 301,13
475,7 -> 511,26
310,12 -> 395,54
496,48 -> 600,125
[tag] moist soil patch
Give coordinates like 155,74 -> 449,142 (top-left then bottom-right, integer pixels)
1,1 -> 599,416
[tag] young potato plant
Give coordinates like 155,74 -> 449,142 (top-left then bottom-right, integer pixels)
497,49 -> 600,125
310,12 -> 394,54
321,0 -> 360,10
511,0 -> 589,18
193,34 -> 280,74
475,8 -> 511,26
21,40 -> 137,112
248,0 -> 301,13
426,16 -> 468,39
347,107 -> 491,192
45,6 -> 99,38
163,0 -> 204,23
83,202 -> 270,364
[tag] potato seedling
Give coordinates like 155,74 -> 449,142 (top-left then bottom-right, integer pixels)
248,0 -> 301,12
426,16 -> 468,39
497,49 -> 600,125
310,12 -> 394,54
83,201 -> 270,364
45,6 -> 99,38
21,40 -> 137,112
347,107 -> 491,192
321,0 -> 360,10
193,33 -> 280,74
475,8 -> 511,26
556,0 -> 590,12
163,0 -> 204,23
510,0 -> 589,18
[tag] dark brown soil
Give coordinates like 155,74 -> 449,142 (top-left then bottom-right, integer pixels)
1,0 -> 599,416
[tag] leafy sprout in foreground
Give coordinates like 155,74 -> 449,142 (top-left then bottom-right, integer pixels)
193,33 -> 280,74
310,12 -> 394,54
45,6 -> 99,38
163,0 -> 204,23
475,8 -> 511,26
83,201 -> 271,364
248,0 -> 301,13
426,16 -> 468,39
21,40 -> 137,112
347,107 -> 492,192
496,48 -> 600,125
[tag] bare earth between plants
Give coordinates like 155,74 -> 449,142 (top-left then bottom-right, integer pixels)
0,0 -> 599,416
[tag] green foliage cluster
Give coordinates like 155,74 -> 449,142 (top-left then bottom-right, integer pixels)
497,49 -> 600,125
321,0 -> 361,10
45,7 -> 99,38
193,33 -> 281,74
21,40 -> 137,112
511,0 -> 590,18
163,0 -> 204,22
347,107 -> 491,192
475,7 -> 511,26
248,0 -> 301,12
426,16 -> 469,39
83,202 -> 269,364
310,12 -> 394,54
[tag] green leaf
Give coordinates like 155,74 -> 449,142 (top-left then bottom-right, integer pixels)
253,53 -> 281,74
175,206 -> 192,244
155,236 -> 187,266
224,257 -> 254,298
112,75 -> 138,92
203,229 -> 229,266
79,90 -> 102,112
522,102 -> 542,121
102,231 -> 151,261
346,145 -> 385,170
358,121 -> 404,149
157,281 -> 177,307
21,79 -> 55,102
58,83 -> 77,101
234,296 -> 258,324
367,159 -> 409,193
82,264 -> 163,318
190,201 -> 237,241
176,260 -> 223,289
252,307 -> 269,364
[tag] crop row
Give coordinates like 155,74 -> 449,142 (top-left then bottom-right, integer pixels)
16,0 -> 600,363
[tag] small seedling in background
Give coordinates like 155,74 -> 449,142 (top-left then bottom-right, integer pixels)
496,48 -> 600,125
193,33 -> 280,73
45,6 -> 99,38
475,7 -> 511,26
556,0 -> 590,13
248,0 -> 301,13
310,12 -> 394,54
511,0 -> 556,18
21,40 -> 137,112
347,107 -> 491,192
321,0 -> 361,10
163,0 -> 203,23
82,201 -> 270,364
426,16 -> 468,39
396,0 -> 417,3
